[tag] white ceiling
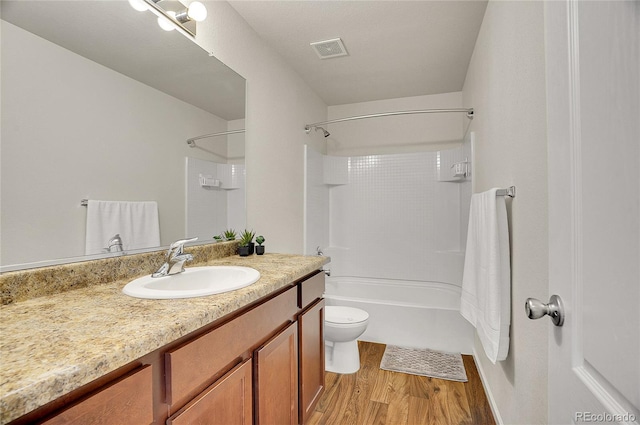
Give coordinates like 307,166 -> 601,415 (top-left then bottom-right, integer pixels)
229,0 -> 488,106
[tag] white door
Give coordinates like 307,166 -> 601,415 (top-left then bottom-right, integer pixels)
545,1 -> 639,424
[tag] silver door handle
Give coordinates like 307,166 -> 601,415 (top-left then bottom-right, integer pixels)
525,295 -> 564,327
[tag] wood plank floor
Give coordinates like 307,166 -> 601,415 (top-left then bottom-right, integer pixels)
308,341 -> 495,425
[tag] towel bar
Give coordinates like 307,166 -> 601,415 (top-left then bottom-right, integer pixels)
496,186 -> 516,198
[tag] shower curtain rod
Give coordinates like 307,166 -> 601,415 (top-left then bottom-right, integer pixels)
186,129 -> 245,147
304,108 -> 474,133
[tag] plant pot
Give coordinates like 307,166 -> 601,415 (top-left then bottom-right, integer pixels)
248,242 -> 255,255
238,245 -> 250,256
256,245 -> 265,255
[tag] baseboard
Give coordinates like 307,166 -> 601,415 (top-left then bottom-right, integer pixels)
472,347 -> 503,425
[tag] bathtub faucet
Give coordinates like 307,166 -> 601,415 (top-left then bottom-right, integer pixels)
316,246 -> 323,256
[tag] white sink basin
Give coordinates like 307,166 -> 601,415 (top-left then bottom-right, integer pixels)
122,266 -> 260,299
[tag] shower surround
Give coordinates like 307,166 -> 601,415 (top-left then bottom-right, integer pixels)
305,143 -> 474,353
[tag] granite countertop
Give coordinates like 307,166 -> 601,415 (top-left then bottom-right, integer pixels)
0,253 -> 328,424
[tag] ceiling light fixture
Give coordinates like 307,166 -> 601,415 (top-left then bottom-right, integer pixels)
157,11 -> 177,31
127,0 -> 207,39
128,0 -> 149,12
176,2 -> 208,23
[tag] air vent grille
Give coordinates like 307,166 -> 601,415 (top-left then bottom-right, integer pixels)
310,38 -> 349,59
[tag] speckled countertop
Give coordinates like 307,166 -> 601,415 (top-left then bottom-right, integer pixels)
0,252 -> 328,424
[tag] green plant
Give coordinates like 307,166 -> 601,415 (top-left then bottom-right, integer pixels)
213,234 -> 223,242
223,229 -> 237,241
239,229 -> 255,247
256,235 -> 265,246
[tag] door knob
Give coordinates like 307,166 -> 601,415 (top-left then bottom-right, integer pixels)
525,295 -> 564,327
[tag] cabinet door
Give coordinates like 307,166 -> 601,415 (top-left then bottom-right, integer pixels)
298,298 -> 325,424
168,359 -> 252,425
254,322 -> 298,425
42,365 -> 153,425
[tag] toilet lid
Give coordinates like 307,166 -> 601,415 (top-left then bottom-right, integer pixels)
325,306 -> 369,324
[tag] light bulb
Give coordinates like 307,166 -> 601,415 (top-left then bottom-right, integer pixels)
187,2 -> 207,22
157,11 -> 176,31
128,0 -> 148,12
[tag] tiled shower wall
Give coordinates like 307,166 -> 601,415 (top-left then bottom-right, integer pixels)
186,157 -> 246,241
306,143 -> 472,287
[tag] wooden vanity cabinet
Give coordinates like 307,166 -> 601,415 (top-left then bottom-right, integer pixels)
298,298 -> 325,424
13,270 -> 325,425
40,365 -> 153,425
166,271 -> 325,425
255,322 -> 299,425
167,359 -> 253,425
297,272 -> 326,424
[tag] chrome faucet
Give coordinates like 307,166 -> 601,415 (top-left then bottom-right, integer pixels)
152,237 -> 198,278
106,234 -> 123,253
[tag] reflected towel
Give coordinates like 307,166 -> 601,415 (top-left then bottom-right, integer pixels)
460,188 -> 511,363
85,200 -> 160,255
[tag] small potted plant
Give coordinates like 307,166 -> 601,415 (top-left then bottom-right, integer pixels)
255,235 -> 266,255
238,229 -> 255,256
213,234 -> 223,243
223,229 -> 237,241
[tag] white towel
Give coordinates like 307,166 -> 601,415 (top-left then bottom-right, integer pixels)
85,200 -> 161,255
460,188 -> 511,363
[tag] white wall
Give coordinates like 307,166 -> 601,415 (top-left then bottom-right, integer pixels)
462,1 -> 549,424
0,21 -> 229,265
327,92 -> 465,156
195,2 -> 328,254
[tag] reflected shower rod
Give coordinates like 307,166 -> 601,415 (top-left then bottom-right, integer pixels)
186,129 -> 246,147
304,108 -> 474,133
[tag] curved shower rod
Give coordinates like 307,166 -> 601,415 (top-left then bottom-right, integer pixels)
186,129 -> 245,147
304,108 -> 474,134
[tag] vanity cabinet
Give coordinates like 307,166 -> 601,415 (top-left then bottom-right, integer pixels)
298,298 -> 325,424
297,272 -> 326,424
255,322 -> 299,425
167,359 -> 253,425
41,365 -> 153,425
164,286 -> 298,411
12,270 -> 324,425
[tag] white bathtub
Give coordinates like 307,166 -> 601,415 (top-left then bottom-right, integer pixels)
324,276 -> 474,354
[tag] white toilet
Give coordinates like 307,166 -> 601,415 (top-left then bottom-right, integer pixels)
324,306 -> 369,374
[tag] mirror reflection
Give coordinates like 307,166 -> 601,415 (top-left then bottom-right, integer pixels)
0,1 -> 246,269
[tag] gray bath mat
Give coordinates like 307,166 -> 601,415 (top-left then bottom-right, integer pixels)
380,345 -> 468,382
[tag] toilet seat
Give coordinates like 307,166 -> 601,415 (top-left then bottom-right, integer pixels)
325,306 -> 369,324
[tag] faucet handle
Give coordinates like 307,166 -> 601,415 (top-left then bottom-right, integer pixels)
167,237 -> 198,256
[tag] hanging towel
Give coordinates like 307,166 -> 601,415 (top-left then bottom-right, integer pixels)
460,188 -> 511,363
85,200 -> 160,255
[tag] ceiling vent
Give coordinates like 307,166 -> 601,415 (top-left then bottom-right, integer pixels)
310,38 -> 349,59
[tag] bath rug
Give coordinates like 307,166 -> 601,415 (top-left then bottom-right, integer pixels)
380,345 -> 468,382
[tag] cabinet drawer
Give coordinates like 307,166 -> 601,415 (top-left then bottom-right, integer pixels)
166,287 -> 297,409
298,271 -> 324,308
168,359 -> 252,425
42,365 -> 153,425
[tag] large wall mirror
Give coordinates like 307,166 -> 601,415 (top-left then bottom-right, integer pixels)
1,1 -> 246,270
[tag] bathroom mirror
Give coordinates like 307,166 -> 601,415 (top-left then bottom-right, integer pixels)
0,1 -> 246,270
